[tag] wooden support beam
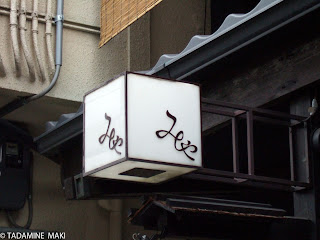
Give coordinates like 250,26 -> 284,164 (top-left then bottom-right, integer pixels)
201,36 -> 320,133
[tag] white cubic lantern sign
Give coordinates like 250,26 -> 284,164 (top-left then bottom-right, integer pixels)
83,72 -> 202,183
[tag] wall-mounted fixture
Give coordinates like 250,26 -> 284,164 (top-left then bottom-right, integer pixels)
83,72 -> 202,183
0,120 -> 33,210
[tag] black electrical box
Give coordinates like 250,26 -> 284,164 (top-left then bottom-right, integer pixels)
0,120 -> 33,210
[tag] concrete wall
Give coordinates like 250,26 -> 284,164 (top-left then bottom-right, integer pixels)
0,153 -> 110,240
150,0 -> 207,66
0,0 -> 207,239
0,0 -> 150,135
0,1 -> 139,239
0,0 -> 150,101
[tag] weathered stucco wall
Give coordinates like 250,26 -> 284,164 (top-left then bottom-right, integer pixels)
0,0 -> 150,135
0,1 -> 144,239
0,0 -> 146,102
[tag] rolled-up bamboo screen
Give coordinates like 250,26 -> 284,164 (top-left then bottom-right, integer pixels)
100,0 -> 163,47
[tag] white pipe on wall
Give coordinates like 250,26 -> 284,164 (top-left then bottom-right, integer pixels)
0,0 -> 64,117
1,8 -> 100,35
32,0 -> 46,81
19,0 -> 36,81
10,0 -> 21,77
46,0 -> 55,74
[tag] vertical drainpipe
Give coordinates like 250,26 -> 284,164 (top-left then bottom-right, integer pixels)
28,0 -> 63,101
54,0 -> 63,68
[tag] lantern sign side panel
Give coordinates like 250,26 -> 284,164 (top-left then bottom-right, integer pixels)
127,73 -> 202,168
84,76 -> 126,175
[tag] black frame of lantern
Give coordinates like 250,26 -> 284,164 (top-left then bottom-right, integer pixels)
82,72 -> 203,178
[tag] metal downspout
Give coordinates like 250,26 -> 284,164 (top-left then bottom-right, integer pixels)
0,0 -> 64,117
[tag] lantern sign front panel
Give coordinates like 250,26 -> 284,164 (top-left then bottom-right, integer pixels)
83,72 -> 202,183
127,73 -> 202,168
84,76 -> 126,174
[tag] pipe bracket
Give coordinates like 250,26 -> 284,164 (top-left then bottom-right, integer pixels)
55,14 -> 64,22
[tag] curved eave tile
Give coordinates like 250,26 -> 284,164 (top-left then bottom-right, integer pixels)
144,0 -> 283,75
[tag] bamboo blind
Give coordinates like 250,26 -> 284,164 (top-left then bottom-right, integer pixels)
100,0 -> 163,47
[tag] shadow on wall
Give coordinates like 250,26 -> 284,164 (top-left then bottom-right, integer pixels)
0,152 -> 110,240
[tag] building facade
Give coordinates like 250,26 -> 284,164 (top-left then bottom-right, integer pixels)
1,0 -> 320,239
0,0 -> 208,239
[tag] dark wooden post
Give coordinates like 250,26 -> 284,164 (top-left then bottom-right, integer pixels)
290,94 -> 318,239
